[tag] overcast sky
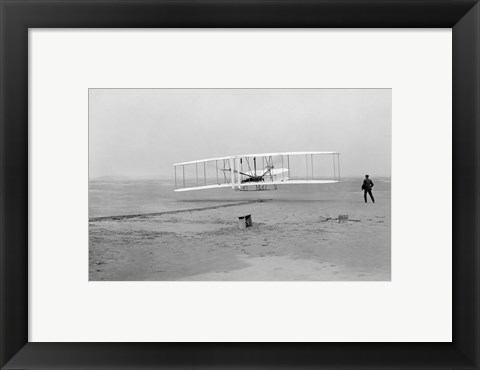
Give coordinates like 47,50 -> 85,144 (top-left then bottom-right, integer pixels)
89,89 -> 391,178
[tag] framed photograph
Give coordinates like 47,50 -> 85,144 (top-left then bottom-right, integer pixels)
1,0 -> 479,369
88,87 -> 391,282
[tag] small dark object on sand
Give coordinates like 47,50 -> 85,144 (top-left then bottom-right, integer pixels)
238,214 -> 253,229
338,215 -> 349,223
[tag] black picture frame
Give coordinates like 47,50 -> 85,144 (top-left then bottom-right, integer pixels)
1,0 -> 479,369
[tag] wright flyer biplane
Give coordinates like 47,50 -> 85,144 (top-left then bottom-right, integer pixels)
173,152 -> 340,192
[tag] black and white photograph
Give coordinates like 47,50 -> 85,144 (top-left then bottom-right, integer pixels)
89,88 -> 391,281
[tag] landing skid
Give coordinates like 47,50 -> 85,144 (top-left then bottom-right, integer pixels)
238,184 -> 278,191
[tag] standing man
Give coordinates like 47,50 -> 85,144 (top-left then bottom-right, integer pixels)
362,174 -> 375,203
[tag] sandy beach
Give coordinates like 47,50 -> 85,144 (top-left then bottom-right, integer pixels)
89,178 -> 390,281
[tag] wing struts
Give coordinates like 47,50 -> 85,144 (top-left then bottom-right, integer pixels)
173,151 -> 340,192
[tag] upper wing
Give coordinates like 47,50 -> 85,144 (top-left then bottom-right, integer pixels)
239,151 -> 338,158
173,155 -> 233,167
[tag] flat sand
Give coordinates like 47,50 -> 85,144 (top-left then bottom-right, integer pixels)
89,188 -> 390,281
